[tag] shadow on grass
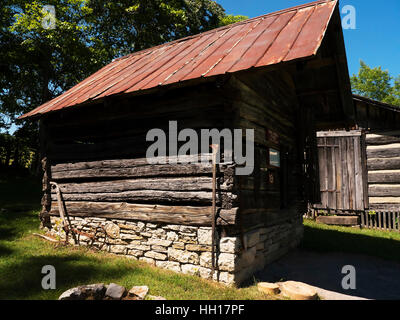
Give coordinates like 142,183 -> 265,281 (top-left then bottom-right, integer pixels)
0,244 -> 13,257
301,225 -> 400,264
0,253 -> 139,300
0,210 -> 39,241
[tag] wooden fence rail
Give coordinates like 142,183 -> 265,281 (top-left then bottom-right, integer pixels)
305,209 -> 400,232
360,211 -> 400,232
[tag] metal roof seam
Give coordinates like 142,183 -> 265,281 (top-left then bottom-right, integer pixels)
25,60 -> 124,116
38,56 -> 138,113
112,1 -> 334,64
311,2 -> 337,56
132,33 -> 217,91
161,27 -> 232,84
91,41 -> 188,100
201,19 -> 264,78
225,14 -> 280,74
253,9 -> 299,68
67,48 -> 167,107
282,5 -> 317,62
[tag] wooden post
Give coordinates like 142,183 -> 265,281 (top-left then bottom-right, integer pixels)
39,119 -> 52,228
210,144 -> 219,277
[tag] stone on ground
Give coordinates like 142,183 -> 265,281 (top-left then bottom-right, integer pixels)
128,285 -> 149,300
105,283 -> 126,300
279,281 -> 318,300
257,282 -> 281,295
58,283 -> 106,300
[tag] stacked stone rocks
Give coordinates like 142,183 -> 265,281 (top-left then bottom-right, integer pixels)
49,216 -> 303,285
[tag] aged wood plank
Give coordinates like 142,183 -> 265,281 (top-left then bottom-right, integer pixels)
368,184 -> 400,197
367,144 -> 400,159
368,170 -> 400,184
369,197 -> 400,204
50,189 -> 238,205
366,132 -> 400,145
51,177 -> 232,194
51,161 -> 234,180
316,215 -> 360,226
347,136 -> 355,210
367,157 -> 400,171
317,130 -> 362,138
49,201 -> 239,226
341,137 -> 349,210
354,136 -> 364,210
51,155 -> 215,172
335,138 -> 343,209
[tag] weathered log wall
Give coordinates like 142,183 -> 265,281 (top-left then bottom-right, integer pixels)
228,69 -> 305,231
41,70 -> 305,286
367,131 -> 400,210
42,82 -> 241,228
43,74 -> 306,232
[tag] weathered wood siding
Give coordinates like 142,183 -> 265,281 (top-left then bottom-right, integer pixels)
40,66 -> 316,236
42,82 -> 240,227
367,131 -> 400,211
229,69 -> 307,230
314,130 -> 367,211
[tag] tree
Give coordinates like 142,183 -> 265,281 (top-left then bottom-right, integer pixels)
1,0 -> 247,127
351,61 -> 400,107
0,0 -> 247,172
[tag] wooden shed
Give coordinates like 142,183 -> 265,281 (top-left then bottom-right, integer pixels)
20,0 -> 353,285
313,95 -> 400,230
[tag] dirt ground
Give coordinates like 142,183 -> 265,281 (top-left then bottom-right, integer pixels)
255,249 -> 400,300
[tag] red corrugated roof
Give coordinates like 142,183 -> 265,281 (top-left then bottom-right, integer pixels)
20,0 -> 338,119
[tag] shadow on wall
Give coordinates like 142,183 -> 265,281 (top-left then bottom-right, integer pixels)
254,226 -> 400,300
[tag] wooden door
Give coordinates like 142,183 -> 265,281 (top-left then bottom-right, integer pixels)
314,130 -> 367,212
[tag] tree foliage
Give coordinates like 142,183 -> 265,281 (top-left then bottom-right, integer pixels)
0,0 -> 247,172
351,61 -> 400,107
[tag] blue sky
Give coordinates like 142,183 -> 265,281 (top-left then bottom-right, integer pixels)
218,0 -> 400,78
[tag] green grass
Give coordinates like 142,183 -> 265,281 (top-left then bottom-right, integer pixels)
302,219 -> 400,263
0,177 -> 271,300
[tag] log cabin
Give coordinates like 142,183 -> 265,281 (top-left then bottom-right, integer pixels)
19,0 -> 354,285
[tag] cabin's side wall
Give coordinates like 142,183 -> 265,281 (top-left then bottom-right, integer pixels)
367,131 -> 400,211
41,82 -> 246,284
225,70 -> 305,280
40,74 -> 308,285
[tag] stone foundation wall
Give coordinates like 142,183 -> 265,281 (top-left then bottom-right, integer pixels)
48,215 -> 303,285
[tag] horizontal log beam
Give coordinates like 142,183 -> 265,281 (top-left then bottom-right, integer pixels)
316,215 -> 360,226
51,177 -> 232,194
317,130 -> 362,138
50,189 -> 237,206
369,204 -> 400,211
369,197 -> 400,204
368,170 -> 400,184
49,201 -> 238,226
52,162 -> 234,180
367,144 -> 400,159
366,132 -> 400,145
51,155 -> 215,172
367,157 -> 400,170
369,184 -> 400,197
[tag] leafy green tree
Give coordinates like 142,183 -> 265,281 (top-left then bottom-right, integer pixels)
0,0 -> 246,172
1,0 -> 246,127
351,61 -> 400,107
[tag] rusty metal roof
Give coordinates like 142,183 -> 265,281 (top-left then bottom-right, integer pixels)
20,0 -> 338,119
